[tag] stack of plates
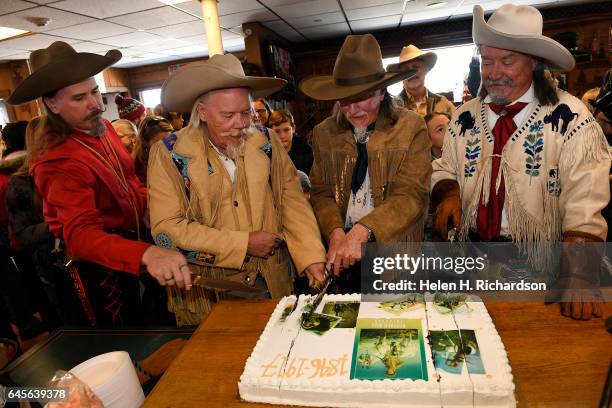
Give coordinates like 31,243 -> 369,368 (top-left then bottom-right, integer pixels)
70,351 -> 145,408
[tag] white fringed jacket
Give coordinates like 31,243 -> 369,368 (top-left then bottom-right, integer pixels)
432,88 -> 610,243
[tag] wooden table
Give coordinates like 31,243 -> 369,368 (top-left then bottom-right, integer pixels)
144,300 -> 611,408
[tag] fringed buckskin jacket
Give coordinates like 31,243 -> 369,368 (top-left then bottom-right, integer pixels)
147,124 -> 326,325
432,89 -> 610,243
309,108 -> 432,243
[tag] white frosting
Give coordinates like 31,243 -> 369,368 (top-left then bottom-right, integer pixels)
239,294 -> 516,407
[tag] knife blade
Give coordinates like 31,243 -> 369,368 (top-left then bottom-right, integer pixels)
303,268 -> 333,322
192,276 -> 268,294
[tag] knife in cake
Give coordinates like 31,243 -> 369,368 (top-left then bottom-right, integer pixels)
303,268 -> 333,321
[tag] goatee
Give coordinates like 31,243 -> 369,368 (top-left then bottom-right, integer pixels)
90,119 -> 106,136
225,138 -> 246,160
490,94 -> 509,106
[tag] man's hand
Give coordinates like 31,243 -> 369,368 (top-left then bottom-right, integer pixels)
247,231 -> 281,258
433,193 -> 461,240
326,228 -> 346,277
304,262 -> 326,288
326,225 -> 368,277
557,277 -> 604,320
142,246 -> 192,289
431,180 -> 462,240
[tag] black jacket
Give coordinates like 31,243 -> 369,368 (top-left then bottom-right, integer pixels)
288,133 -> 313,175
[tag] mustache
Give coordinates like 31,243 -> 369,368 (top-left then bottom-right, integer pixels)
485,79 -> 513,87
83,108 -> 104,121
220,128 -> 249,138
347,111 -> 368,119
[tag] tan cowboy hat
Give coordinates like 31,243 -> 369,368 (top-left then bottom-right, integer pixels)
396,44 -> 437,72
472,4 -> 575,72
161,53 -> 286,112
8,41 -> 121,105
299,34 -> 417,101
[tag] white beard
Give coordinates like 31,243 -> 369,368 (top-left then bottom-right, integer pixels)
225,138 -> 246,160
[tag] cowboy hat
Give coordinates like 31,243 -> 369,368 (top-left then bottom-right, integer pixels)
161,53 -> 286,112
8,41 -> 121,105
396,44 -> 437,72
299,34 -> 417,101
472,4 -> 575,72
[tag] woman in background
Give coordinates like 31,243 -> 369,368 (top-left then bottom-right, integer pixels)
111,119 -> 138,153
133,116 -> 173,184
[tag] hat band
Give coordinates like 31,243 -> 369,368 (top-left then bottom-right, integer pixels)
334,71 -> 386,87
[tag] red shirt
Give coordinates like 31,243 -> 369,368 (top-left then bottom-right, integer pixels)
31,121 -> 150,275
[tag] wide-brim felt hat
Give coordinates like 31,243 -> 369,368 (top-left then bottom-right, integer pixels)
472,4 -> 575,72
8,41 -> 121,105
392,44 -> 437,72
299,34 -> 417,101
162,53 -> 287,112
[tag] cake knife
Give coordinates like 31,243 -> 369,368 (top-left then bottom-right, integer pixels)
304,268 -> 333,321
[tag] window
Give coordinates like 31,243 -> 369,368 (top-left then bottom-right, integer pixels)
384,43 -> 477,102
0,100 -> 9,127
140,88 -> 162,109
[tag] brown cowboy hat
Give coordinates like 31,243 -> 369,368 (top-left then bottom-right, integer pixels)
161,53 -> 287,112
299,34 -> 417,101
8,41 -> 121,105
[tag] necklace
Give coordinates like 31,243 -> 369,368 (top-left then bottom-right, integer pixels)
71,134 -> 141,241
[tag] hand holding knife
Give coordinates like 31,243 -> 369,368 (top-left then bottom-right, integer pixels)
304,267 -> 334,322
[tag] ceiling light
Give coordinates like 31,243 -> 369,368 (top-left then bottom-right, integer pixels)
427,1 -> 447,8
0,26 -> 29,41
25,17 -> 52,27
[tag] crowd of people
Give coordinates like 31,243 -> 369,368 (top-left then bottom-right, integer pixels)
0,3 -> 611,366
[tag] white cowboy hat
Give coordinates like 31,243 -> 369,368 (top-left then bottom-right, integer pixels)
162,53 -> 286,112
472,4 -> 575,72
397,44 -> 437,72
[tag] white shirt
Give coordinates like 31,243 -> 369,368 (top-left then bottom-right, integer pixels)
345,169 -> 375,229
209,142 -> 236,183
345,131 -> 375,228
484,84 -> 535,236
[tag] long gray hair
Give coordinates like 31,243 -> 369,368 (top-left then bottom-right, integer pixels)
332,90 -> 402,130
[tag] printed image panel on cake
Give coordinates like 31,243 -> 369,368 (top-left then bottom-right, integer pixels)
349,316 -> 440,407
278,294 -> 356,406
451,298 -> 516,407
358,293 -> 426,320
239,295 -> 301,405
357,294 -> 438,383
425,292 -> 473,408
351,318 -> 428,381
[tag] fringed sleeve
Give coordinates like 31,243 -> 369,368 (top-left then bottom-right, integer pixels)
431,122 -> 460,189
558,116 -> 610,240
309,122 -> 346,242
358,114 -> 431,242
